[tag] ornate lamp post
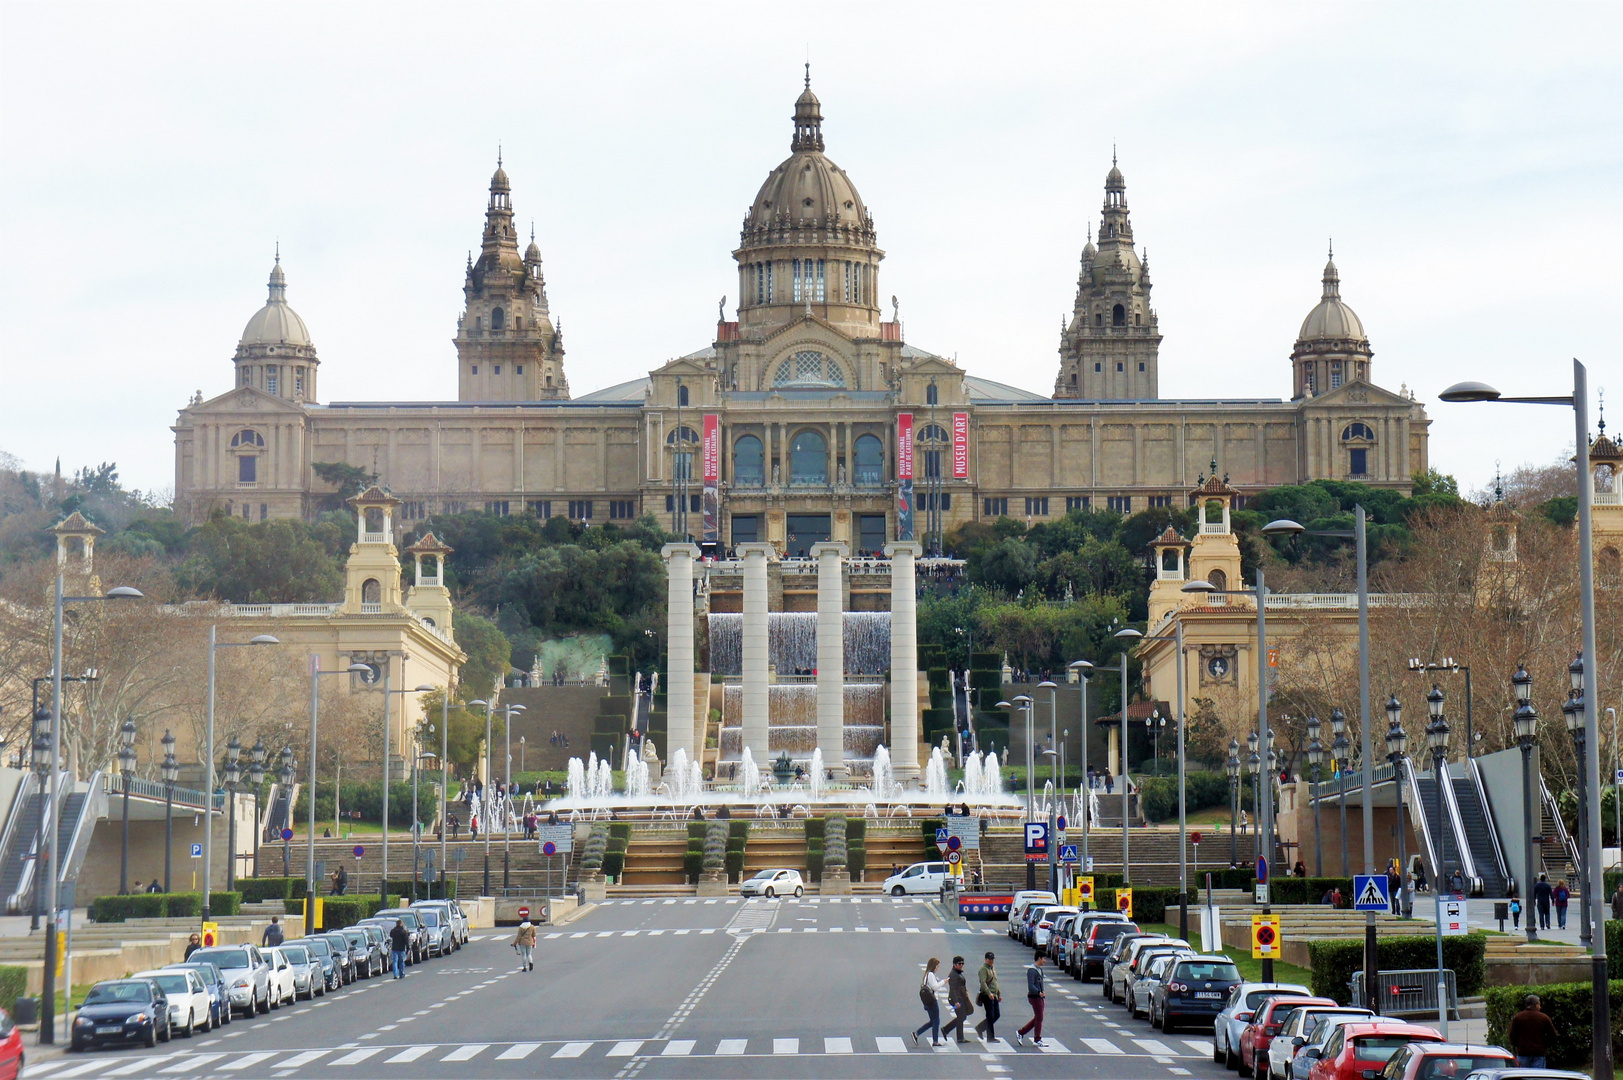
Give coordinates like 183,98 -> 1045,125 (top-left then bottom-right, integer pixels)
1145,709 -> 1168,775
1226,739 -> 1241,868
1247,743 -> 1262,863
469,698 -> 496,896
995,694 -> 1037,888
1306,714 -> 1324,877
278,748 -> 296,879
29,718 -> 50,932
1425,685 -> 1451,892
248,739 -> 266,878
160,731 -> 178,894
1511,665 -> 1539,942
222,737 -> 242,893
1331,708 -> 1351,876
1385,695 -> 1409,916
117,718 -> 137,894
1564,657 -> 1591,947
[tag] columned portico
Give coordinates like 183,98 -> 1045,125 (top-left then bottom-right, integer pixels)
662,543 -> 700,762
886,541 -> 921,781
737,543 -> 774,763
811,541 -> 849,777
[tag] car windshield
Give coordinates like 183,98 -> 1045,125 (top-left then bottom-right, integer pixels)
747,871 -> 774,881
305,939 -> 332,957
1416,1056 -> 1507,1079
1245,990 -> 1304,1010
420,911 -> 441,927
343,931 -> 367,945
1354,1037 -> 1429,1062
191,948 -> 250,969
84,982 -> 153,1004
282,946 -> 309,963
1092,924 -> 1135,943
1177,961 -> 1239,981
149,974 -> 190,994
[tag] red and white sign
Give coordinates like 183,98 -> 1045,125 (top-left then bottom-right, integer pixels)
518,905 -> 531,920
897,413 -> 914,481
952,412 -> 969,478
702,414 -> 719,485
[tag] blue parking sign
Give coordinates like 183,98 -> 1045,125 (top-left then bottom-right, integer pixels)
1024,821 -> 1049,855
190,843 -> 202,859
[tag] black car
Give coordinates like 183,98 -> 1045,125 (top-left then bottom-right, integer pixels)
71,979 -> 172,1050
1148,955 -> 1242,1034
301,935 -> 344,992
320,931 -> 358,984
1077,919 -> 1140,981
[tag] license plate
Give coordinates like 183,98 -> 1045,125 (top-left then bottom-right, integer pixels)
1196,991 -> 1221,999
97,1024 -> 122,1033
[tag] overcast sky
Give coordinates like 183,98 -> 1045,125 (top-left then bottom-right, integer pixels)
2,2 -> 1617,501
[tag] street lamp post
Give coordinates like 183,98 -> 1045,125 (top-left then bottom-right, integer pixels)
279,749 -> 296,879
1105,632 -> 1137,885
160,731 -> 178,894
1440,360 -> 1608,1080
117,718 -> 137,894
502,703 -> 526,891
1564,658 -> 1592,948
203,628 -> 279,925
30,705 -> 52,933
1306,715 -> 1324,877
1385,696 -> 1409,917
995,695 -> 1036,888
1226,741 -> 1240,868
247,739 -> 266,879
305,660 -> 375,902
1331,709 -> 1351,877
1424,687 -> 1451,1038
222,737 -> 242,893
1040,681 -> 1059,894
469,699 -> 497,896
1247,744 -> 1262,864
1410,659 -> 1475,759
1117,619 -> 1189,937
1511,666 -> 1540,942
1067,660 -> 1093,879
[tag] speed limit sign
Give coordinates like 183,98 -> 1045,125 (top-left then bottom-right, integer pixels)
946,850 -> 962,865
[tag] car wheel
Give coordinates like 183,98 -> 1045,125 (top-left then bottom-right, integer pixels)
764,887 -> 775,899
1238,1050 -> 1253,1078
1164,1013 -> 1177,1035
143,1025 -> 157,1048
158,1020 -> 171,1043
1225,1044 -> 1239,1072
794,886 -> 804,898
72,1036 -> 87,1052
1215,1037 -> 1226,1064
182,1013 -> 194,1037
892,886 -> 906,897
258,990 -> 270,1015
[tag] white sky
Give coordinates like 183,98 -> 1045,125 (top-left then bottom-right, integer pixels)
2,2 -> 1618,500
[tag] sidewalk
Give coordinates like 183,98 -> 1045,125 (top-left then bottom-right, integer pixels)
0,909 -> 90,938
1404,896 -> 1593,948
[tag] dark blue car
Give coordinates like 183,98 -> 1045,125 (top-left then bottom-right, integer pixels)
71,979 -> 172,1051
1147,955 -> 1241,1034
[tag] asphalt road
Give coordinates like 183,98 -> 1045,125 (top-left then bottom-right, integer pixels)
25,897 -> 1240,1079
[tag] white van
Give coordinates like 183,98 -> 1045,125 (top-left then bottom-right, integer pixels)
1006,890 -> 1058,937
882,861 -> 951,896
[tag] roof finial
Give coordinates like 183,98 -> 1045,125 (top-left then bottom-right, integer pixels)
1112,142 -> 1117,167
497,143 -> 502,168
1599,388 -> 1607,435
274,239 -> 280,265
804,60 -> 811,90
1493,459 -> 1504,503
530,221 -> 535,243
1328,238 -> 1334,260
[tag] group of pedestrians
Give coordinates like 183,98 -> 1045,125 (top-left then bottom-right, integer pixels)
913,951 -> 1047,1048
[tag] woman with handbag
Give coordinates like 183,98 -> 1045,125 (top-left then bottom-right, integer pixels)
912,958 -> 947,1046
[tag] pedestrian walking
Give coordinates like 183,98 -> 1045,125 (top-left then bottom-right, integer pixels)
388,919 -> 411,979
1551,878 -> 1570,930
1387,862 -> 1402,915
1533,873 -> 1553,929
1611,881 -> 1623,921
1509,896 -> 1522,930
334,864 -> 349,896
261,915 -> 285,948
913,958 -> 946,1046
973,951 -> 1002,1042
184,932 -> 202,960
1507,993 -> 1557,1068
940,956 -> 974,1044
1104,770 -> 1115,795
1016,952 -> 1047,1047
513,920 -> 537,972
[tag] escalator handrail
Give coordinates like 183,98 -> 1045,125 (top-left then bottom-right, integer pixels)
58,770 -> 108,888
1400,757 -> 1441,878
1465,757 -> 1512,894
1434,761 -> 1481,893
0,772 -> 39,890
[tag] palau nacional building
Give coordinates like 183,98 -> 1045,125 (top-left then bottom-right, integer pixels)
173,78 -> 1431,554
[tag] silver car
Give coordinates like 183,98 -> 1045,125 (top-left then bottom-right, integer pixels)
411,900 -> 463,951
187,945 -> 270,1017
270,944 -> 323,1000
1213,982 -> 1313,1070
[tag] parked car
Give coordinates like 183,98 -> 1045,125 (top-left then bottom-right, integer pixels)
1293,1013 -> 1391,1080
1124,945 -> 1194,1017
319,931 -> 358,983
1215,982 -> 1314,1069
883,861 -> 950,897
415,907 -> 451,956
132,969 -> 211,1036
262,947 -> 298,1007
1058,911 -> 1129,976
0,1004 -> 21,1079
1307,1022 -> 1447,1080
357,920 -> 412,969
1006,891 -> 1057,937
271,944 -> 322,999
739,869 -> 805,898
1109,936 -> 1186,1004
1271,1007 -> 1375,1080
299,935 -> 344,992
167,961 -> 232,1029
372,909 -> 431,962
411,899 -> 464,949
340,927 -> 385,977
1102,931 -> 1163,996
187,946 -> 271,1017
1032,906 -> 1078,956
1239,996 -> 1338,1077
446,899 -> 471,944
1020,903 -> 1060,946
1461,1070 -> 1587,1080
1147,954 -> 1241,1034
1377,1044 -> 1516,1080
70,979 -> 171,1050
1076,919 -> 1139,981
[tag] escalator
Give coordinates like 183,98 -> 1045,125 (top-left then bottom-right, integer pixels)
1401,759 -> 1443,881
1453,762 -> 1509,897
0,773 -> 42,914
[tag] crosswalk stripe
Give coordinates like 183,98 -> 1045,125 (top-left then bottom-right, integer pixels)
1184,1040 -> 1215,1055
933,1039 -> 961,1052
45,1063 -> 111,1078
553,1042 -> 592,1058
1082,1038 -> 1125,1054
984,1037 -> 1014,1053
495,1043 -> 539,1060
221,1052 -> 278,1069
717,1039 -> 748,1055
384,1047 -> 434,1062
1039,1038 -> 1071,1053
164,1054 -> 226,1072
773,1038 -> 798,1054
329,1048 -> 384,1065
1135,1039 -> 1176,1055
545,932 -> 561,939
824,1037 -> 853,1054
443,1044 -> 489,1061
607,1041 -> 643,1057
595,931 -> 614,938
103,1056 -> 178,1076
662,1040 -> 695,1056
674,928 -> 690,935
876,1037 -> 908,1053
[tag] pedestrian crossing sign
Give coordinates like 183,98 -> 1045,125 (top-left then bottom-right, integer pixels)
1353,874 -> 1390,911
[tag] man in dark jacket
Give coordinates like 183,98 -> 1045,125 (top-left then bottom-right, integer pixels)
388,919 -> 411,979
973,952 -> 1001,1042
1016,952 -> 1047,1047
1532,874 -> 1554,930
1507,994 -> 1557,1068
261,915 -> 285,948
940,956 -> 974,1044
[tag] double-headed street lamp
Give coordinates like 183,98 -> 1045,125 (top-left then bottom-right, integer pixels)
1226,740 -> 1241,867
1385,695 -> 1410,916
1066,660 -> 1093,876
1306,715 -> 1324,877
278,748 -> 296,878
994,694 -> 1038,889
1117,621 -> 1191,939
204,629 -> 279,924
247,739 -> 267,879
1563,654 -> 1592,948
1410,659 -> 1476,759
1425,685 -> 1452,890
1511,665 -> 1539,943
1247,742 -> 1262,862
117,718 -> 137,894
502,702 -> 526,891
306,660 -> 375,901
412,723 -> 437,902
160,731 -> 178,894
1331,708 -> 1352,877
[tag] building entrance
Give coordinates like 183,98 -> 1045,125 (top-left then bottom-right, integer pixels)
785,513 -> 831,557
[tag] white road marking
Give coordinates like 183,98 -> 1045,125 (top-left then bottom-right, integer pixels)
277,1051 -> 328,1068
824,1037 -> 853,1053
443,1043 -> 489,1060
221,1052 -> 278,1069
717,1039 -> 748,1055
103,1057 -> 178,1076
983,1038 -> 1014,1053
773,1038 -> 799,1054
607,1040 -> 644,1056
932,1039 -> 961,1052
1136,1039 -> 1176,1055
662,1040 -> 695,1056
1039,1039 -> 1071,1053
329,1047 -> 384,1064
552,1042 -> 592,1058
876,1036 -> 907,1053
163,1054 -> 227,1072
496,1043 -> 539,1059
1082,1038 -> 1125,1054
1185,1040 -> 1216,1055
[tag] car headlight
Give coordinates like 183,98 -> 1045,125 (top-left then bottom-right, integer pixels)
233,978 -> 251,989
131,1013 -> 148,1024
74,1016 -> 92,1026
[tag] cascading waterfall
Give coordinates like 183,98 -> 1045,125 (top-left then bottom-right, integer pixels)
740,747 -> 761,794
923,747 -> 949,799
707,612 -> 891,676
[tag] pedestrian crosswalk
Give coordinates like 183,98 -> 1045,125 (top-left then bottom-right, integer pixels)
27,1035 -> 1218,1074
534,925 -> 1002,939
594,896 -> 938,906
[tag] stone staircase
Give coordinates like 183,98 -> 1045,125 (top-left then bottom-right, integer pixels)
973,826 -> 1236,887
256,834 -> 580,897
617,822 -> 936,890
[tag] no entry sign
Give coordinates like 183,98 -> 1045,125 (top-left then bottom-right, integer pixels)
518,906 -> 531,920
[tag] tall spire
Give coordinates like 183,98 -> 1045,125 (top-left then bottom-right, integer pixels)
1321,251 -> 1342,300
792,70 -> 824,153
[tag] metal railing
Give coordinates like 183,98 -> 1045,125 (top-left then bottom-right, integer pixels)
102,773 -> 212,811
1401,757 -> 1442,880
1434,761 -> 1482,893
1351,968 -> 1458,1019
224,603 -> 341,618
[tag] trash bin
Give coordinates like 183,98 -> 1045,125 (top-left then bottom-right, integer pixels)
12,997 -> 38,1026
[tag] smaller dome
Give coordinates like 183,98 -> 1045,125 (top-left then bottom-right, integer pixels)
240,258 -> 311,348
491,164 -> 510,191
525,239 -> 541,262
1297,257 -> 1367,343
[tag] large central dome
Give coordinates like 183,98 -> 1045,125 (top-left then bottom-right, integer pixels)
739,82 -> 876,251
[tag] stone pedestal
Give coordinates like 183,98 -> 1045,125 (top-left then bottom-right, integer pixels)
811,541 -> 849,777
662,543 -> 701,762
578,871 -> 607,902
738,543 -> 774,763
820,868 -> 852,895
696,870 -> 730,897
885,542 -> 922,781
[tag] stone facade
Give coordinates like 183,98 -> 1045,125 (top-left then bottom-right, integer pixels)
174,81 -> 1430,548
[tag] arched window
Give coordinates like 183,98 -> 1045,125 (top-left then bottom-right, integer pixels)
772,351 -> 846,388
852,434 -> 883,485
789,430 -> 828,485
361,578 -> 381,604
230,429 -> 265,448
1112,303 -> 1126,327
491,307 -> 505,331
917,424 -> 949,480
733,434 -> 764,486
1207,568 -> 1227,592
667,426 -> 699,480
678,384 -> 689,407
1341,422 -> 1376,442
926,381 -> 938,405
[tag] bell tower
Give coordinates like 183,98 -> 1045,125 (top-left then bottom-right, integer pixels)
1186,466 -> 1243,593
341,486 -> 405,614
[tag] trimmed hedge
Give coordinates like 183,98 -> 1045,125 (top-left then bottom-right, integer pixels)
307,895 -> 401,929
1094,887 -> 1194,925
804,818 -> 826,841
727,820 -> 750,841
1485,979 -> 1623,1067
89,891 -> 240,923
602,851 -> 625,879
1306,933 -> 1487,1005
920,818 -> 945,858
0,966 -> 25,1014
724,850 -> 744,883
609,822 -> 632,841
237,878 -> 311,903
687,822 -> 707,842
683,850 -> 703,883
847,819 -> 865,841
848,842 -> 867,881
1268,877 -> 1356,907
806,849 -> 824,883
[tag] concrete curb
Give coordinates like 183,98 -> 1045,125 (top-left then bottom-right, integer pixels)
551,902 -> 596,927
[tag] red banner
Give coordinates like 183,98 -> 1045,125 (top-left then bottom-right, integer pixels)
702,414 -> 719,485
897,413 -> 914,481
952,412 -> 969,479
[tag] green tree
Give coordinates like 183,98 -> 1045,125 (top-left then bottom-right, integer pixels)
452,611 -> 511,699
970,537 -> 1039,594
173,514 -> 344,603
311,462 -> 378,505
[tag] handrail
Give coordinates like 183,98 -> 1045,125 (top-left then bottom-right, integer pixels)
1466,757 -> 1512,895
1400,758 -> 1440,881
60,769 -> 108,887
101,772 -> 211,811
1538,779 -> 1582,878
0,772 -> 38,891
8,771 -> 73,914
1433,760 -> 1481,894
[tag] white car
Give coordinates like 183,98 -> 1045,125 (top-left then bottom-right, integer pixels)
883,861 -> 950,897
1268,1006 -> 1373,1080
739,869 -> 804,898
1006,891 -> 1057,937
1031,906 -> 1078,954
1213,982 -> 1313,1070
263,947 -> 297,1008
135,968 -> 211,1036
187,945 -> 270,1017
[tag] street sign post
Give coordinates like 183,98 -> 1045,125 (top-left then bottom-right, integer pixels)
1256,855 -> 1269,884
201,921 -> 219,948
1353,874 -> 1391,911
1024,821 -> 1049,861
518,905 -> 531,920
542,841 -> 557,857
1077,876 -> 1094,906
1438,894 -> 1467,936
190,843 -> 202,859
280,828 -> 294,841
936,827 -> 949,854
1117,888 -> 1133,917
1251,913 -> 1280,958
1255,884 -> 1270,905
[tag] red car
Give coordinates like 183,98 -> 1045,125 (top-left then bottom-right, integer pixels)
1308,1022 -> 1446,1080
1240,996 -> 1337,1077
0,1006 -> 21,1080
1379,1043 -> 1515,1080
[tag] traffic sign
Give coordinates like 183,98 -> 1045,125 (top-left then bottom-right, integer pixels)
1251,913 -> 1281,958
190,843 -> 203,859
1058,844 -> 1078,864
947,835 -> 962,852
945,816 -> 980,851
542,841 -> 557,857
536,824 -> 573,854
936,827 -> 949,853
946,850 -> 962,865
280,828 -> 294,841
1437,894 -> 1468,936
1191,831 -> 1203,845
353,845 -> 365,858
1353,874 -> 1391,912
1024,821 -> 1050,860
1117,888 -> 1133,917
1077,876 -> 1094,902
1255,884 -> 1270,905
201,921 -> 219,948
1256,855 -> 1269,884
1056,816 -> 1067,832
518,905 -> 531,920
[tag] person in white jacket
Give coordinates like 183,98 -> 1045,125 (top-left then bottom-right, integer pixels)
913,957 -> 948,1046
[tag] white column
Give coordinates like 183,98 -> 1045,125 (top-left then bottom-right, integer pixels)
811,541 -> 849,777
885,541 -> 922,782
738,542 -> 774,763
662,543 -> 700,763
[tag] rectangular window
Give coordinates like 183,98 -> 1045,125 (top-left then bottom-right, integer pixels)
238,455 -> 257,483
674,451 -> 693,481
756,264 -> 765,304
609,500 -> 635,520
1330,363 -> 1343,389
1025,497 -> 1049,517
494,365 -> 501,375
815,259 -> 826,301
919,492 -> 952,511
241,503 -> 251,520
856,263 -> 864,304
983,497 -> 1008,518
731,514 -> 760,545
1094,363 -> 1102,373
265,367 -> 278,394
528,500 -> 551,518
568,500 -> 593,520
260,503 -> 268,522
1147,495 -> 1173,508
1107,495 -> 1132,514
241,367 -> 252,386
766,261 -> 773,302
1349,448 -> 1368,477
1138,362 -> 1146,372
691,493 -> 702,513
471,365 -> 479,375
516,365 -> 523,375
485,500 -> 510,516
295,368 -> 305,395
792,259 -> 803,302
1116,362 -> 1124,372
844,262 -> 851,302
857,514 -> 887,554
1066,496 -> 1090,511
